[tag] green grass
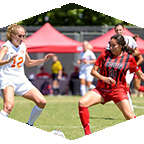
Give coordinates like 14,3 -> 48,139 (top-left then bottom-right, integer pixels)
0,95 -> 144,140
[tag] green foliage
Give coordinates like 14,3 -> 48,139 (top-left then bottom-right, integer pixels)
0,96 -> 143,140
18,3 -> 132,26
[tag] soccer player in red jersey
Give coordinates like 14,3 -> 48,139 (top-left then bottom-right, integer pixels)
107,24 -> 143,114
78,34 -> 144,135
132,34 -> 144,95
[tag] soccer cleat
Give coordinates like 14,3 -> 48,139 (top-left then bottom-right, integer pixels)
26,122 -> 33,126
84,123 -> 91,135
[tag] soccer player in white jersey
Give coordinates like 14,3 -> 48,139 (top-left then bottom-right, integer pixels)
77,41 -> 96,96
0,24 -> 55,126
106,23 -> 143,115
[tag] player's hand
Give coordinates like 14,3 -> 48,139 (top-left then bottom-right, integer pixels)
44,53 -> 55,62
8,54 -> 18,62
83,59 -> 89,64
103,77 -> 116,85
77,60 -> 81,64
57,75 -> 61,80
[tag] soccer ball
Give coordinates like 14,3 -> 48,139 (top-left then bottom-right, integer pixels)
50,129 -> 65,138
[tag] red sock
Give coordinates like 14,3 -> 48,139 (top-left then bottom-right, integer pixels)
138,86 -> 144,92
78,106 -> 91,135
134,115 -> 136,118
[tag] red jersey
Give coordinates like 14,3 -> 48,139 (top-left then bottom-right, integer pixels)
95,50 -> 139,90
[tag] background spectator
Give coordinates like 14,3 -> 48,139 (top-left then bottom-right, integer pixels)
36,66 -> 51,79
69,66 -> 80,95
51,55 -> 62,95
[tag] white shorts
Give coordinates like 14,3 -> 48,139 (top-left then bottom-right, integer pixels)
79,69 -> 94,82
126,70 -> 134,85
0,77 -> 35,97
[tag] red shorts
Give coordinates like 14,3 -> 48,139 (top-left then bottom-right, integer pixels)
91,86 -> 128,104
134,66 -> 142,79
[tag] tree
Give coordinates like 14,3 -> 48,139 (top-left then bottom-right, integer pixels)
18,3 -> 132,26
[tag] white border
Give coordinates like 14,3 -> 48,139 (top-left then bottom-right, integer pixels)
0,0 -> 143,143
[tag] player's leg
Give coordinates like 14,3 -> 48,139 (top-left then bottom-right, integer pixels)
127,91 -> 135,117
78,90 -> 104,135
125,70 -> 135,115
126,70 -> 134,88
53,79 -> 60,95
86,68 -> 95,91
86,81 -> 95,90
52,74 -> 60,95
134,67 -> 144,93
22,87 -> 46,126
116,99 -> 135,120
134,77 -> 144,92
79,70 -> 87,96
80,79 -> 86,96
0,86 -> 15,117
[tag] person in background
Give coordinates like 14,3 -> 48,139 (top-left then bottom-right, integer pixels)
69,66 -> 80,95
78,34 -> 144,135
132,34 -> 144,95
0,24 -> 55,126
70,66 -> 79,79
36,66 -> 51,79
51,55 -> 62,95
77,41 -> 96,96
61,67 -> 68,81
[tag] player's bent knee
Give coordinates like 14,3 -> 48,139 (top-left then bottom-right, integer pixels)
42,98 -> 47,106
37,98 -> 47,108
78,99 -> 87,107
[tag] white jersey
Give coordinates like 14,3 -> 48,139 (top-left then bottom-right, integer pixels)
80,49 -> 96,71
0,40 -> 27,82
106,35 -> 137,50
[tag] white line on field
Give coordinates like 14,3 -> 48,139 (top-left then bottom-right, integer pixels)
35,126 -> 83,128
133,105 -> 144,109
35,125 -> 99,129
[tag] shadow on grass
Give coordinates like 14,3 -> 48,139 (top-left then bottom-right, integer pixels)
90,117 -> 116,120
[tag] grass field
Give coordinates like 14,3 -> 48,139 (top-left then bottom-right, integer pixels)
0,95 -> 144,140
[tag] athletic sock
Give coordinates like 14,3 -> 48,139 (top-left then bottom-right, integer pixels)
80,85 -> 86,96
78,106 -> 91,135
27,105 -> 43,126
138,86 -> 144,92
0,109 -> 9,117
89,84 -> 96,90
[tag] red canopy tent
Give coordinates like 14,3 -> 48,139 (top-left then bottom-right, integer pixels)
24,23 -> 83,53
89,28 -> 144,54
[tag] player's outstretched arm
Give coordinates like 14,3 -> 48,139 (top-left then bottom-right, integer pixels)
25,51 -> 55,67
